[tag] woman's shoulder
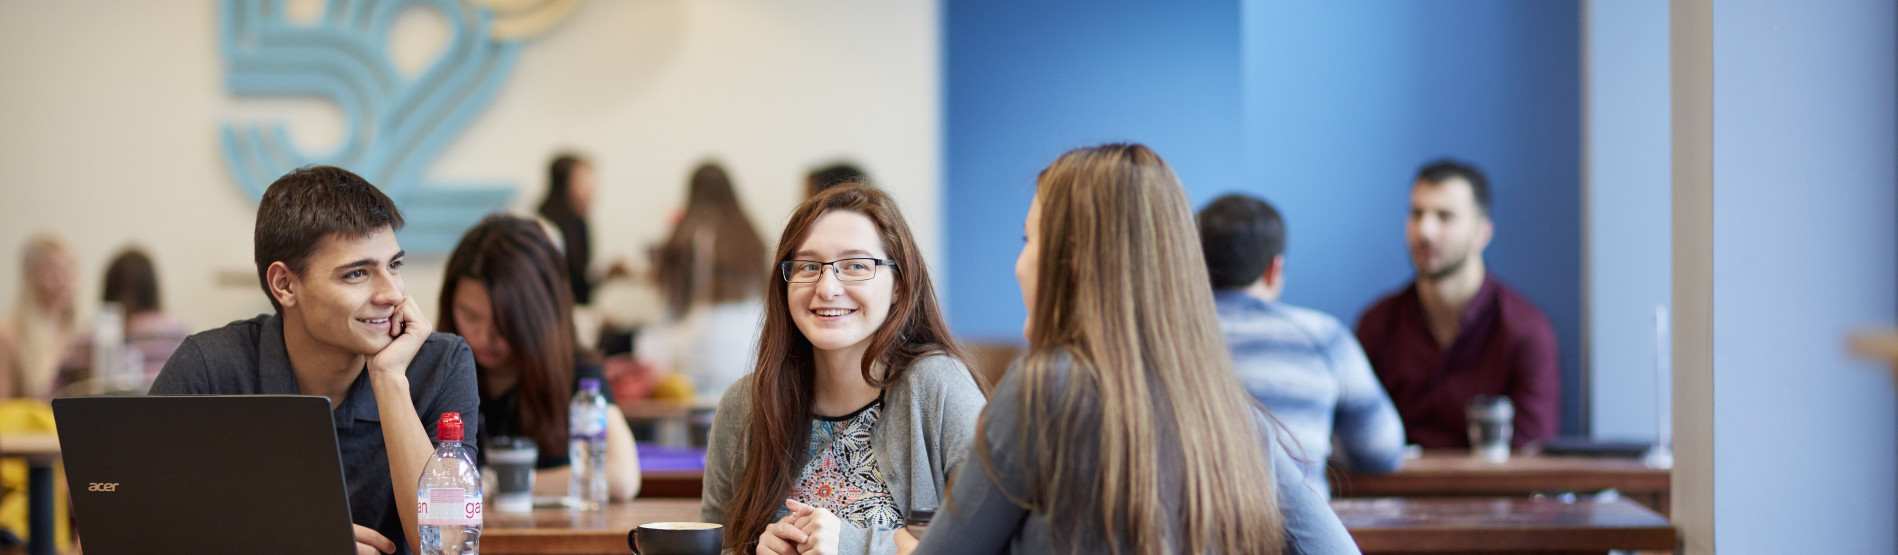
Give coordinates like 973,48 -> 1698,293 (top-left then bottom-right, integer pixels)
894,354 -> 980,393
714,373 -> 757,416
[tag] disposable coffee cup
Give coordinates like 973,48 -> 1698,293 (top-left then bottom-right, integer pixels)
904,507 -> 936,540
1466,396 -> 1513,462
488,436 -> 539,513
628,522 -> 723,555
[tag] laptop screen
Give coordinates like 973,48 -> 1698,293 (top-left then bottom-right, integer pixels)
53,395 -> 356,555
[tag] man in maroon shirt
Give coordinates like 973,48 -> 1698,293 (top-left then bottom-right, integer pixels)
1356,161 -> 1560,449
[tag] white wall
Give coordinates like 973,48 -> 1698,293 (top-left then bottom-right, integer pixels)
0,0 -> 942,333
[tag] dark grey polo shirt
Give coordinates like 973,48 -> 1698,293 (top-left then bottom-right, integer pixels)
150,313 -> 478,555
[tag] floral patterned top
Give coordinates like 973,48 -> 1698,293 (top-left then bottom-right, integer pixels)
786,397 -> 903,530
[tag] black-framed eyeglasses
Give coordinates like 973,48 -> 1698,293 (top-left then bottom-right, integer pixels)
780,258 -> 898,283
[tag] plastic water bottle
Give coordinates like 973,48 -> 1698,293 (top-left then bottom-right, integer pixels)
569,378 -> 610,510
91,303 -> 124,389
418,413 -> 483,554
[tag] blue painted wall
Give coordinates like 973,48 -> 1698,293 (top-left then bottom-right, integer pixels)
1585,0 -> 1671,442
943,0 -> 1245,342
946,1 -> 1584,434
1710,0 -> 1896,551
1239,0 -> 1583,433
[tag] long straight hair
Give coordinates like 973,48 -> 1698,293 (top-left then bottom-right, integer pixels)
978,144 -> 1284,554
10,234 -> 78,399
438,215 -> 578,451
654,162 -> 768,319
722,183 -> 982,553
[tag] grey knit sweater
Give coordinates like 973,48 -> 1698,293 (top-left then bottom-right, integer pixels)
701,354 -> 987,555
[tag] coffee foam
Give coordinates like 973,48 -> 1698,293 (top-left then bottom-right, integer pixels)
641,522 -> 722,530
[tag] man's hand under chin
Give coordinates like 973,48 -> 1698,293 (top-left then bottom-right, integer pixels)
364,294 -> 441,552
370,296 -> 431,379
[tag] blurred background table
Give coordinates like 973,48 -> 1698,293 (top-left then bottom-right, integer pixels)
635,443 -> 705,498
484,498 -> 701,555
0,433 -> 60,555
1335,497 -> 1676,554
1333,451 -> 1671,517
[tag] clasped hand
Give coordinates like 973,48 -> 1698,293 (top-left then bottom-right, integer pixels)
756,498 -> 842,555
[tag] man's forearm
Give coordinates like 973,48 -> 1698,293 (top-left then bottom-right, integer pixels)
372,372 -> 431,551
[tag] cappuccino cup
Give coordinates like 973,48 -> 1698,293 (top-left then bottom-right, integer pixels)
628,521 -> 723,555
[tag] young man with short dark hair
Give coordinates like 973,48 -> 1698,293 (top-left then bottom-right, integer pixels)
153,166 -> 477,555
1356,160 -> 1560,449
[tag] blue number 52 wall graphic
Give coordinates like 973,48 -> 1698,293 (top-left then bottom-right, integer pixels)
219,0 -> 522,253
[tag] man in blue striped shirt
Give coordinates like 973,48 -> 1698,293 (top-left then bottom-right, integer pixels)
1198,193 -> 1406,495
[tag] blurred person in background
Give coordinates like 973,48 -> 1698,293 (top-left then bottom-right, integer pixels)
1198,193 -> 1404,494
0,234 -> 84,400
651,162 -> 769,402
539,152 -> 605,305
1356,160 -> 1559,449
806,162 -> 867,199
440,214 -> 642,501
101,247 -> 190,381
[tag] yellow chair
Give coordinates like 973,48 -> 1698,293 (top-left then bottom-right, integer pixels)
0,399 -> 69,551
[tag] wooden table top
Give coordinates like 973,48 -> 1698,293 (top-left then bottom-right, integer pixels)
1335,497 -> 1677,553
1335,451 -> 1670,498
483,498 -> 702,555
639,469 -> 705,499
481,496 -> 1675,555
0,433 -> 60,457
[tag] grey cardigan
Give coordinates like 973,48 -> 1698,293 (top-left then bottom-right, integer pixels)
701,354 -> 987,555
910,356 -> 1362,555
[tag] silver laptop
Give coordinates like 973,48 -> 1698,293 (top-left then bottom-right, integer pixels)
53,395 -> 357,555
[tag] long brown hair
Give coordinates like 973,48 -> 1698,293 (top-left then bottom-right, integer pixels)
655,162 -> 769,319
438,215 -> 578,451
977,144 -> 1284,554
722,183 -> 980,553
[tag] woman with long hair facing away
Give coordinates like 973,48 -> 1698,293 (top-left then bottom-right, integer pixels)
896,144 -> 1357,554
652,162 -> 769,400
440,215 -> 642,500
702,183 -> 988,555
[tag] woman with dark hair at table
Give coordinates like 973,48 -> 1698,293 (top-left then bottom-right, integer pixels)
440,215 -> 641,500
895,144 -> 1357,555
101,247 -> 189,380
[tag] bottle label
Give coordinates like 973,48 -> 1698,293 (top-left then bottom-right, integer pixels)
418,487 -> 483,526
571,409 -> 608,440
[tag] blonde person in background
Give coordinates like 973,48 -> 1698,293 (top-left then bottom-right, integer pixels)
652,162 -> 769,402
895,144 -> 1357,555
0,234 -> 84,400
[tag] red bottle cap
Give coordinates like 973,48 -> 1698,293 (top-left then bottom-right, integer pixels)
437,412 -> 463,442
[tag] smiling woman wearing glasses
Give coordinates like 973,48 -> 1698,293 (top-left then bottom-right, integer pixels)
701,182 -> 989,555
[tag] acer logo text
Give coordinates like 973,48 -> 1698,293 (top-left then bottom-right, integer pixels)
88,483 -> 118,492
